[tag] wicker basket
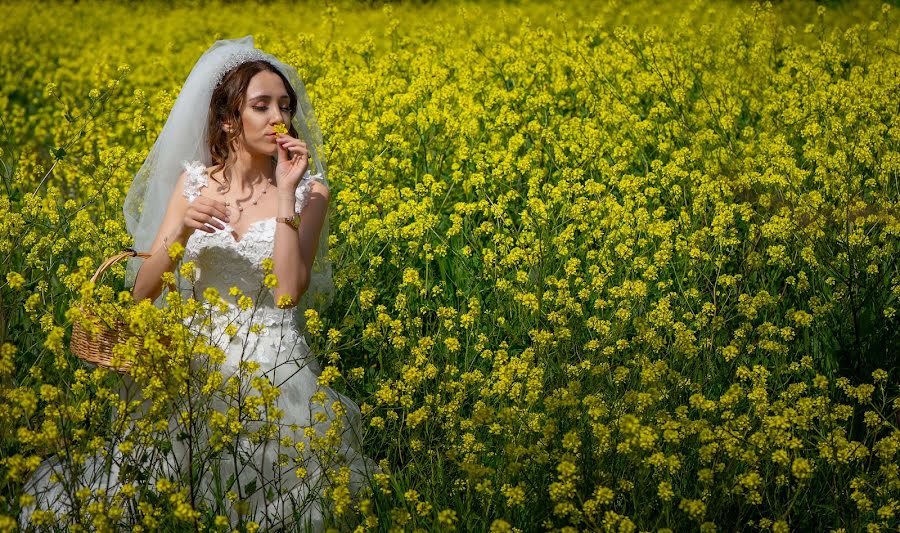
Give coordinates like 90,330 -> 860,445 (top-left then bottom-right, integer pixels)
69,249 -> 150,373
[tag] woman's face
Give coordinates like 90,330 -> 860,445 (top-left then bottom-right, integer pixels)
235,70 -> 292,157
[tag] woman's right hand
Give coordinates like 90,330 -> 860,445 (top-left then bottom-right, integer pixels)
180,196 -> 230,239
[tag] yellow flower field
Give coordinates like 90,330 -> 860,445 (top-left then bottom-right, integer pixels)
1,0 -> 900,530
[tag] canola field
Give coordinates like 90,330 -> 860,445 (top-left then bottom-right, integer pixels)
2,0 -> 900,530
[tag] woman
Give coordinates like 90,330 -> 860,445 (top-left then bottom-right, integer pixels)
24,37 -> 373,531
130,50 -> 326,310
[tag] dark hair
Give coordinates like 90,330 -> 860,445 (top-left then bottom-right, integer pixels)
206,60 -> 300,190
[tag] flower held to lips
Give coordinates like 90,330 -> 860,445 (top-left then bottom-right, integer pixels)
273,123 -> 288,134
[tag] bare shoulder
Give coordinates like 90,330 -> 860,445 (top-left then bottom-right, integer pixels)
309,178 -> 330,202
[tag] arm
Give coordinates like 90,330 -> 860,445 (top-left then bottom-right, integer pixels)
132,171 -> 229,302
272,180 -> 330,308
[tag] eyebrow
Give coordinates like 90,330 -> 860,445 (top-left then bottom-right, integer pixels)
248,94 -> 290,102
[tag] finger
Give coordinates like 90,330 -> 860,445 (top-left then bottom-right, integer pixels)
276,137 -> 287,162
198,198 -> 230,220
189,214 -> 224,231
212,205 -> 230,222
209,199 -> 229,212
277,138 -> 294,157
282,143 -> 309,159
279,139 -> 306,151
195,203 -> 230,222
191,203 -> 217,218
205,217 -> 226,230
186,219 -> 215,233
201,210 -> 228,229
188,209 -> 226,230
293,158 -> 309,173
191,196 -> 230,222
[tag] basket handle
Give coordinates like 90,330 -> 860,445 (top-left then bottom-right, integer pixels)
90,249 -> 152,285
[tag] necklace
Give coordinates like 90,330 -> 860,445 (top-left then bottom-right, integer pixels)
224,177 -> 270,222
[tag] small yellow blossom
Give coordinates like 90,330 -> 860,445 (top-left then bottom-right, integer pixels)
6,271 -> 25,289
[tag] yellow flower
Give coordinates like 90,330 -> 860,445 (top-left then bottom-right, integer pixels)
237,295 -> 253,310
273,122 -> 288,134
203,286 -> 220,304
167,241 -> 184,261
359,288 -> 376,309
277,294 -> 295,308
179,261 -> 196,281
658,481 -> 674,502
305,309 -> 323,335
160,271 -> 176,287
679,498 -> 706,521
437,509 -> 458,529
6,271 -> 25,289
792,457 -> 813,482
317,365 -> 341,387
490,519 -> 513,533
502,483 -> 526,507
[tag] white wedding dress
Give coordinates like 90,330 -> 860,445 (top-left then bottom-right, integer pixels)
21,161 -> 374,531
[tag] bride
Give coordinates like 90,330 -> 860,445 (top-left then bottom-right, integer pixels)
22,36 -> 374,531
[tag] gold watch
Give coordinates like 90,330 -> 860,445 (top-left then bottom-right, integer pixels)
276,214 -> 301,229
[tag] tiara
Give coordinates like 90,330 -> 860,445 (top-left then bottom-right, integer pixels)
215,48 -> 271,83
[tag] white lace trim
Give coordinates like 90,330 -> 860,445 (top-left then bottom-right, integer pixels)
181,160 -> 208,203
295,171 -> 326,215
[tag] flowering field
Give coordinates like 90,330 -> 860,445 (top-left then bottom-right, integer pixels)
2,0 -> 900,530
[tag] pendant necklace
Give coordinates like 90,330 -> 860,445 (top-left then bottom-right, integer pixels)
223,171 -> 270,222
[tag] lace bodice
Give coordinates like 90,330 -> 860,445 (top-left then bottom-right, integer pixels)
180,160 -> 323,309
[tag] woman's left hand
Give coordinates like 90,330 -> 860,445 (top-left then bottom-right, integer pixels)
275,133 -> 310,192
